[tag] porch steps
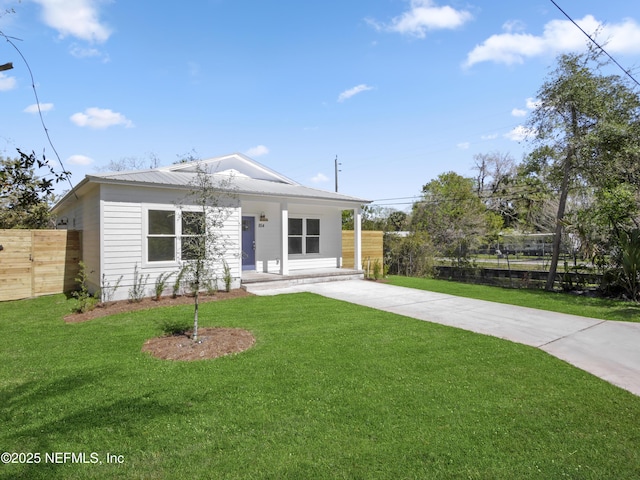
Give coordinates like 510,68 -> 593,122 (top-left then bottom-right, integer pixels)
242,269 -> 363,293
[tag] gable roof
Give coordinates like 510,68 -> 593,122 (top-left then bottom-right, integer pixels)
54,153 -> 370,209
161,153 -> 298,184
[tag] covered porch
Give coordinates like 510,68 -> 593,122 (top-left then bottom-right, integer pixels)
240,202 -> 365,277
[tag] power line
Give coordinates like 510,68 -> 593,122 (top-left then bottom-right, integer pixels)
0,31 -> 75,195
549,0 -> 640,88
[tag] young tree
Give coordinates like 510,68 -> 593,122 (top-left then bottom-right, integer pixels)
0,149 -> 70,229
180,162 -> 237,341
526,52 -> 640,290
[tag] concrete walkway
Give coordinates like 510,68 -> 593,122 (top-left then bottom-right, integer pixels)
246,279 -> 640,397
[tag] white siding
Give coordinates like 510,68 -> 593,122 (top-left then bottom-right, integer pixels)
100,184 -> 241,301
53,184 -> 101,292
83,188 -> 101,291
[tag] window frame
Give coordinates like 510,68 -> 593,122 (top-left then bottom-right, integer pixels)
143,206 -> 208,267
288,217 -> 321,256
180,210 -> 206,261
145,208 -> 177,266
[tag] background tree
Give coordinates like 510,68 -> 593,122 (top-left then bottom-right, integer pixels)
526,52 -> 640,290
472,151 -> 518,228
0,149 -> 69,229
98,153 -> 160,172
411,171 -> 502,264
342,206 -> 407,232
385,231 -> 436,277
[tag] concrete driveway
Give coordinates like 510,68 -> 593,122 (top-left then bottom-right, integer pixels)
246,279 -> 640,397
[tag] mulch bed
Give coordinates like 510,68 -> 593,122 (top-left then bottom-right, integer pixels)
141,327 -> 256,361
64,289 -> 253,323
64,289 -> 256,361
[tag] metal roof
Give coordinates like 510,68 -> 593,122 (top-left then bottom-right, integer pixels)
88,169 -> 368,203
56,154 -> 370,207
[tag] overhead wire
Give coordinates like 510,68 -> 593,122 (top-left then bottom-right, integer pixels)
0,31 -> 76,196
549,0 -> 640,88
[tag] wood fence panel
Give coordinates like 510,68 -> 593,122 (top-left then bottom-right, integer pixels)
0,230 -> 81,302
32,230 -> 81,297
0,230 -> 32,302
342,231 -> 383,269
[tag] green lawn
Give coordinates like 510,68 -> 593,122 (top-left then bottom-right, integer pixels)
388,275 -> 640,323
1,293 -> 640,479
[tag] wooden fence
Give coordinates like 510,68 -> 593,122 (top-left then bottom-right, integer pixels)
342,231 -> 383,269
0,230 -> 81,302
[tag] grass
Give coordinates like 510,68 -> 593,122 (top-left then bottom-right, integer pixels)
1,293 -> 640,479
388,275 -> 640,323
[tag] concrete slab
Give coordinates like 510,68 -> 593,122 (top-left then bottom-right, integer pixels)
250,279 -> 640,397
541,320 -> 640,396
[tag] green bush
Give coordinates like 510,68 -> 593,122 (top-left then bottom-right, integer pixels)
154,272 -> 174,300
72,261 -> 99,313
372,258 -> 382,280
159,318 -> 193,336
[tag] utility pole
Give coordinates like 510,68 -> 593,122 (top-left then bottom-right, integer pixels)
334,155 -> 341,192
0,62 -> 13,71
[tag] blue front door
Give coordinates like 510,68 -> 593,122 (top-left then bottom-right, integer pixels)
241,216 -> 255,270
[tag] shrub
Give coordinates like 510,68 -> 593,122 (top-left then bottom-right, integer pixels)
72,261 -> 99,313
173,266 -> 187,298
154,272 -> 174,300
223,260 -> 232,292
101,273 -> 123,303
372,259 -> 382,281
159,318 -> 192,336
128,263 -> 149,303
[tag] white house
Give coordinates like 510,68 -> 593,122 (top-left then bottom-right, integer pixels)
52,153 -> 370,301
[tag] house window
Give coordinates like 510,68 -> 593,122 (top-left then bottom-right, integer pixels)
146,209 -> 206,263
181,211 -> 205,260
148,210 -> 176,262
288,218 -> 320,255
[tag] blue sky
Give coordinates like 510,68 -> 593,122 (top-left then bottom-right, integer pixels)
2,1 -> 640,208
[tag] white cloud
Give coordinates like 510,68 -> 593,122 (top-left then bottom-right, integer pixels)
33,0 -> 112,43
70,107 -> 134,129
504,125 -> 535,142
526,97 -> 541,110
464,15 -> 640,68
311,173 -> 329,184
69,44 -> 109,62
481,133 -> 498,140
245,145 -> 269,157
367,0 -> 473,38
510,97 -> 541,119
24,103 -> 54,113
67,154 -> 93,166
338,84 -> 374,102
0,73 -> 16,91
457,142 -> 470,150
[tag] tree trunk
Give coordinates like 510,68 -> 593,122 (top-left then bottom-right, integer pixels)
545,107 -> 577,291
193,288 -> 199,341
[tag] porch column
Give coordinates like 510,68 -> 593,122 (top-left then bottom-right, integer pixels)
280,202 -> 289,275
354,206 -> 362,271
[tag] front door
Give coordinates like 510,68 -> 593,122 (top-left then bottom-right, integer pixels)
241,216 -> 256,270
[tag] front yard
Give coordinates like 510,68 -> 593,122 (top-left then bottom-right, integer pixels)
1,292 -> 639,479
